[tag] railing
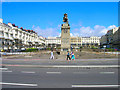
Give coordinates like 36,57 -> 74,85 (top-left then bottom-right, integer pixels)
4,29 -> 8,32
0,28 -> 3,31
0,52 -> 29,55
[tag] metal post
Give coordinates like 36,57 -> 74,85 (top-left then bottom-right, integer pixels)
103,46 -> 106,58
104,48 -> 105,57
0,52 -> 2,67
0,53 -> 2,59
0,52 -> 2,90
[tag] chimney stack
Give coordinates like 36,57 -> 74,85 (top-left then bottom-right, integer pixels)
8,22 -> 12,27
0,18 -> 3,23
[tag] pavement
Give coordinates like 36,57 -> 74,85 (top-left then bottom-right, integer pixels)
1,58 -> 119,68
2,50 -> 119,59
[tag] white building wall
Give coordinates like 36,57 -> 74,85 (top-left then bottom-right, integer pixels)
0,18 -> 45,51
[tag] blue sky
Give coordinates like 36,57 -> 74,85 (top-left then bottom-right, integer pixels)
2,2 -> 118,37
1,0 -> 119,2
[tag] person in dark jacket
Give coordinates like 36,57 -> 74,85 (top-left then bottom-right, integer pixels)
66,51 -> 71,61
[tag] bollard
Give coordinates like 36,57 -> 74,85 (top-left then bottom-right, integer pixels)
0,53 -> 2,61
0,52 -> 2,90
0,53 -> 1,58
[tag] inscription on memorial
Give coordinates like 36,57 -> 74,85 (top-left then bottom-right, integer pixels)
63,29 -> 68,33
61,38 -> 69,44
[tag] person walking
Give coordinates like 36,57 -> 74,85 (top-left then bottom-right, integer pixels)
70,51 -> 73,59
66,51 -> 71,61
71,52 -> 75,60
50,50 -> 54,59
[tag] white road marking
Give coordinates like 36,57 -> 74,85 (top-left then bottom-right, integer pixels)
21,71 -> 35,74
72,85 -> 120,88
46,72 -> 61,74
0,68 -> 8,70
100,72 -> 115,74
0,82 -> 37,87
2,71 -> 12,72
24,56 -> 32,57
44,65 -> 119,68
73,72 -> 88,74
2,64 -> 119,68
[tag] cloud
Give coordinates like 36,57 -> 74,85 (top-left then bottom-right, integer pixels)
1,0 -> 119,2
71,22 -> 82,27
58,33 -> 61,37
107,25 -> 116,30
0,0 -> 5,2
57,24 -> 61,28
80,26 -> 93,36
32,25 -> 60,38
70,33 -> 73,36
32,25 -> 35,28
32,24 -> 116,38
1,0 -> 22,2
71,25 -> 117,37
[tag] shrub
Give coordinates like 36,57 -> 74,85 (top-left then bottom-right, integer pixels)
46,48 -> 51,50
91,46 -> 98,49
80,46 -> 82,49
105,48 -> 118,52
24,48 -> 38,52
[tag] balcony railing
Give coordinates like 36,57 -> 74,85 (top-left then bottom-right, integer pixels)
4,29 -> 8,32
0,28 -> 3,31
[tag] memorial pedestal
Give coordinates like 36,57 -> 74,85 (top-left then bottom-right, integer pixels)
61,23 -> 71,52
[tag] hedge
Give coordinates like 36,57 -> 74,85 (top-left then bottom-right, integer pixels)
24,48 -> 38,52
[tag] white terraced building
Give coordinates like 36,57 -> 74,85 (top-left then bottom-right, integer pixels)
100,27 -> 120,49
45,36 -> 100,48
45,37 -> 61,48
81,36 -> 100,47
0,18 -> 45,51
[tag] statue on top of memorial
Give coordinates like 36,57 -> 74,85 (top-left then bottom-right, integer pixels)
63,13 -> 68,23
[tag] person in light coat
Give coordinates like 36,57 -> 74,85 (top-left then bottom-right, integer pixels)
50,50 -> 54,59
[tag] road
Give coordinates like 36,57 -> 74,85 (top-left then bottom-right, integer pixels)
1,66 -> 119,88
1,57 -> 119,89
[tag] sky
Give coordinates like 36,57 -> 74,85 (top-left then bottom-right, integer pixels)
2,2 -> 118,38
0,0 -> 119,2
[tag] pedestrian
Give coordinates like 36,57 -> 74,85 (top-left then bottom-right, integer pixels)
80,49 -> 81,52
66,51 -> 71,61
50,50 -> 54,59
70,51 -> 73,59
71,52 -> 75,60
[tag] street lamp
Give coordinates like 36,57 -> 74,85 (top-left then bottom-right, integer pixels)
103,45 -> 106,57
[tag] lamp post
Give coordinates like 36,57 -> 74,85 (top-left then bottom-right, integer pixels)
103,45 -> 106,57
0,52 -> 2,66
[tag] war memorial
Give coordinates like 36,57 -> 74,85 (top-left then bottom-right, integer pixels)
61,13 -> 71,52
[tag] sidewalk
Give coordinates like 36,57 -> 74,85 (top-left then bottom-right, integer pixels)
2,51 -> 118,59
1,51 -> 119,69
2,58 -> 118,66
105,52 -> 120,55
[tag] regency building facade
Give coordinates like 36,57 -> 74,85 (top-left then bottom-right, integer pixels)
0,18 -> 101,51
45,36 -> 100,49
0,18 -> 45,51
100,27 -> 120,49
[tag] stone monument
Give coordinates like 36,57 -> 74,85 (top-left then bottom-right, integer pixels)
61,13 -> 71,52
